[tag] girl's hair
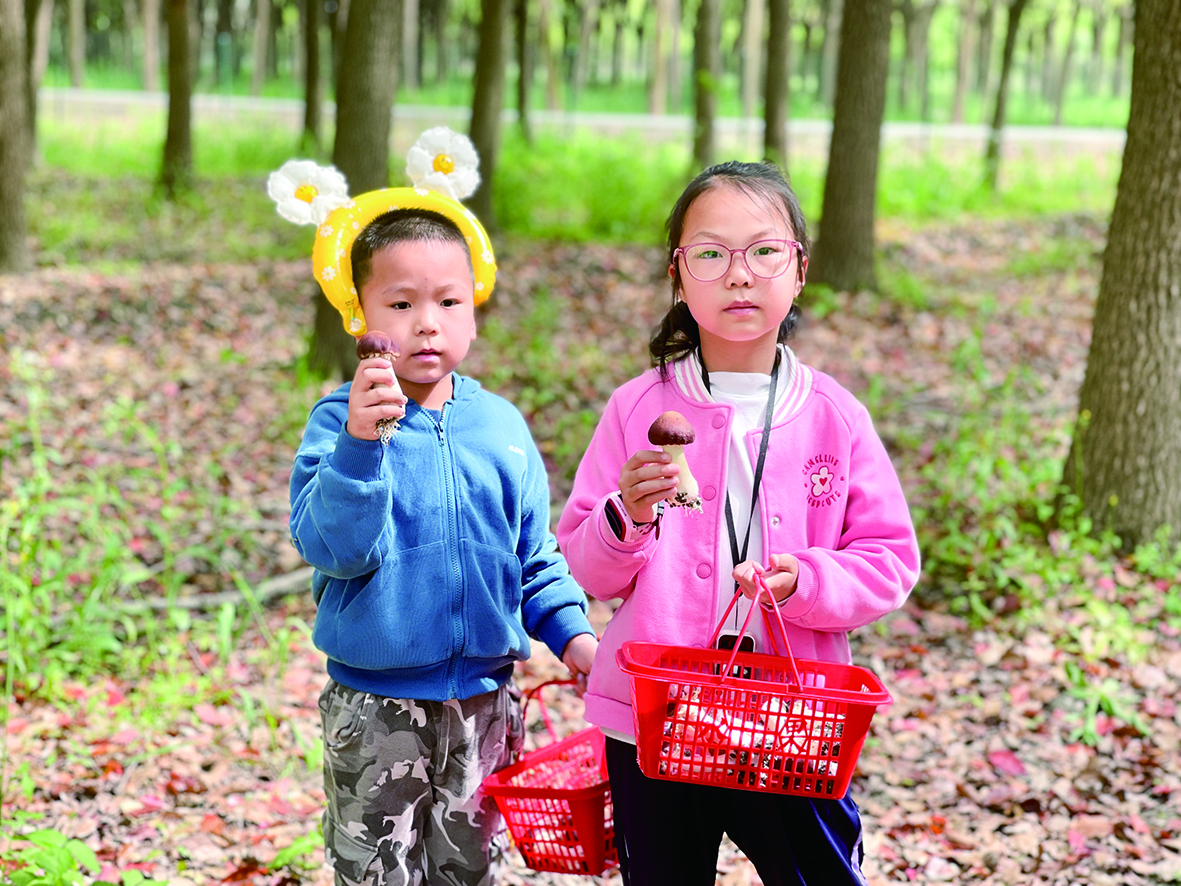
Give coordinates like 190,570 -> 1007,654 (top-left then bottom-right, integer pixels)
650,160 -> 810,377
351,209 -> 473,293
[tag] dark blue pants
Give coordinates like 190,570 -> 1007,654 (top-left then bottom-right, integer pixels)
605,737 -> 867,886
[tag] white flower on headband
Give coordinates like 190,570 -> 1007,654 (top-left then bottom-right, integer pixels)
267,160 -> 351,226
406,127 -> 480,201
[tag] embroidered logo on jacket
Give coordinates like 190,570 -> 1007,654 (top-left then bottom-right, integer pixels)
802,454 -> 845,507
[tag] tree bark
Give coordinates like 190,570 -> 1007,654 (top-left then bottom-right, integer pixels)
692,0 -> 720,170
67,0 -> 83,86
1051,0 -> 1081,126
0,0 -> 30,271
537,0 -> 560,109
570,0 -> 600,108
982,0 -> 1028,191
23,0 -> 44,157
160,0 -> 194,198
974,0 -> 993,93
309,0 -> 401,381
515,0 -> 532,141
1063,0 -> 1181,549
1111,3 -> 1129,97
250,0 -> 270,96
302,0 -> 321,148
763,0 -> 790,166
402,0 -> 419,90
809,0 -> 891,293
468,0 -> 510,227
818,0 -> 843,108
741,0 -> 765,121
649,0 -> 672,114
951,0 -> 976,123
143,0 -> 161,90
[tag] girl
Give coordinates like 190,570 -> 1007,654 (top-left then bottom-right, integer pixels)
556,161 -> 920,885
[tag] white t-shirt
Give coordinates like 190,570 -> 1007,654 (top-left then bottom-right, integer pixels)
705,352 -> 793,652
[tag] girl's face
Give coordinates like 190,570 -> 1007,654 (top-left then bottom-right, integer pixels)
673,183 -> 807,373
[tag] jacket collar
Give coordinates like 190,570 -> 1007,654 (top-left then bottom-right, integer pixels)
671,344 -> 812,423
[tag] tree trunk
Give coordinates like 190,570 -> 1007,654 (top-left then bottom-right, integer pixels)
67,0 -> 84,86
250,0 -> 270,96
570,0 -> 599,108
818,0 -> 843,108
143,0 -> 161,90
668,0 -> 682,113
215,0 -> 234,90
809,0 -> 891,293
468,0 -> 510,227
1086,3 -> 1105,95
160,0 -> 193,197
537,0 -> 561,109
649,0 -> 672,114
302,0 -> 321,148
1064,0 -> 1181,549
309,0 -> 401,380
1040,13 -> 1056,102
23,0 -> 44,157
1051,0 -> 1081,125
1111,4 -> 1129,97
611,6 -> 624,86
692,0 -> 720,170
0,0 -> 30,271
974,0 -> 993,93
741,0 -> 765,121
515,0 -> 532,141
763,0 -> 790,166
402,0 -> 418,90
434,0 -> 448,84
951,0 -> 976,123
982,0 -> 1028,191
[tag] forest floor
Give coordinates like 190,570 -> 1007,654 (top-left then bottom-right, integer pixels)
2,214 -> 1180,885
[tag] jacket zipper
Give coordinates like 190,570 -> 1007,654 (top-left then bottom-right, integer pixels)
432,402 -> 464,697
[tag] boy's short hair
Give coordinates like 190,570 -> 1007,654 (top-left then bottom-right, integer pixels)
351,209 -> 475,294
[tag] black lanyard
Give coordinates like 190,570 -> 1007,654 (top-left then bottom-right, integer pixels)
699,348 -> 781,586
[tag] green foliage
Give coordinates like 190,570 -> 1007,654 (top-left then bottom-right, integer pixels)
494,131 -> 687,244
2,827 -> 99,886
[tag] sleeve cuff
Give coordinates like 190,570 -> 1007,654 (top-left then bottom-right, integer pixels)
329,426 -> 386,481
605,494 -> 661,544
777,559 -> 818,618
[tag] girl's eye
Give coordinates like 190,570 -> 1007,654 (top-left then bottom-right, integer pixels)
693,248 -> 723,260
753,245 -> 780,257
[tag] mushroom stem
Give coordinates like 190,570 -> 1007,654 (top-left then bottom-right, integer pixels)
662,444 -> 699,500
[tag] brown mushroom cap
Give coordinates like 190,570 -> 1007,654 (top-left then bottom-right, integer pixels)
648,410 -> 696,446
356,330 -> 400,360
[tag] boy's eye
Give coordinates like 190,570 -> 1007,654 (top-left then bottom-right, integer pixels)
441,297 -> 461,307
391,301 -> 411,310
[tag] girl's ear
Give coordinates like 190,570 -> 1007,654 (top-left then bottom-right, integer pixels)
796,256 -> 809,294
668,263 -> 676,279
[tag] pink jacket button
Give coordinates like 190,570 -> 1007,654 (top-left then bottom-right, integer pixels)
702,486 -> 716,500
712,414 -> 726,428
696,563 -> 712,578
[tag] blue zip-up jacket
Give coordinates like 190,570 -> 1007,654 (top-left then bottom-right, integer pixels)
289,373 -> 594,701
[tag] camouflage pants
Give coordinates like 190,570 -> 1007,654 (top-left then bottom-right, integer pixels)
318,679 -> 524,886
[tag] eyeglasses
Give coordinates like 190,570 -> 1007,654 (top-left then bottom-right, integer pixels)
673,239 -> 802,283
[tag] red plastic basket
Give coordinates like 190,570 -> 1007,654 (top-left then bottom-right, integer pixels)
616,576 -> 891,799
481,680 -> 618,875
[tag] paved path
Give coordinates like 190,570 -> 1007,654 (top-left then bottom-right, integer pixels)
41,86 -> 1125,161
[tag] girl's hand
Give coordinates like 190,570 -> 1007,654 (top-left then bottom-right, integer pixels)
618,449 -> 678,524
734,553 -> 800,605
347,355 -> 408,440
561,633 -> 599,696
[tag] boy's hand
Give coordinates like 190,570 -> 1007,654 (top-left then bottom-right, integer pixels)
618,449 -> 678,524
734,554 -> 800,606
561,633 -> 598,696
347,355 -> 408,440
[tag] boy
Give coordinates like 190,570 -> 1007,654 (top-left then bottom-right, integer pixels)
285,145 -> 598,886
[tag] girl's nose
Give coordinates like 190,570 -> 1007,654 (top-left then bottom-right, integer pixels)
724,250 -> 755,287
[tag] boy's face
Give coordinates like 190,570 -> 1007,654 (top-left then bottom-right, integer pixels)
358,240 -> 477,408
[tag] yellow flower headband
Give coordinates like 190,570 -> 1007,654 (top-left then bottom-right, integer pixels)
267,127 -> 497,335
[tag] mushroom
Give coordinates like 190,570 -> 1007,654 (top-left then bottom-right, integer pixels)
648,410 -> 702,511
355,331 -> 403,443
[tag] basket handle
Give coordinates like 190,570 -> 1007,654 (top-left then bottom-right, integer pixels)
521,678 -> 577,745
710,573 -> 803,689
